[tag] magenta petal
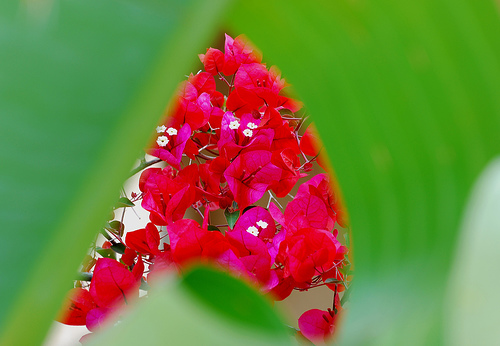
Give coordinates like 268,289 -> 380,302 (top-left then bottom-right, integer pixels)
298,309 -> 335,343
267,228 -> 286,264
215,249 -> 252,279
285,193 -> 329,233
224,150 -> 281,210
269,202 -> 285,227
169,123 -> 191,167
233,206 -> 276,240
86,307 -> 113,332
218,111 -> 238,154
261,268 -> 279,293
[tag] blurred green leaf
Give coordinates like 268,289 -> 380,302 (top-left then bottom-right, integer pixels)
88,266 -> 291,346
181,267 -> 286,333
228,0 -> 500,343
0,0 -> 231,344
76,272 -> 93,282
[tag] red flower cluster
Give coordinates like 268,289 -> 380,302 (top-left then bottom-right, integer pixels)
57,34 -> 351,344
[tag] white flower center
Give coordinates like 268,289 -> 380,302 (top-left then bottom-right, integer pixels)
156,125 -> 167,133
246,226 -> 259,236
256,220 -> 268,229
166,127 -> 178,136
247,122 -> 258,129
243,129 -> 253,137
156,136 -> 169,147
229,120 -> 240,130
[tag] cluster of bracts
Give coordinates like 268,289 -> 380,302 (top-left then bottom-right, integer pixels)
58,34 -> 351,344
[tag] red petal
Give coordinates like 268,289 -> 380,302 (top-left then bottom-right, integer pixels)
56,288 -> 96,326
298,309 -> 335,343
89,258 -> 139,308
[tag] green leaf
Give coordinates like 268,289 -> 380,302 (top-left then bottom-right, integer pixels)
88,266 -> 291,346
110,242 -> 126,255
96,247 -> 116,260
0,0 -> 231,344
224,208 -> 240,229
105,220 -> 125,237
115,197 -> 135,208
207,225 -> 221,232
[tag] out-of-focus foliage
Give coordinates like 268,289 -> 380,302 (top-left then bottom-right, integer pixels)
1,0 -> 500,344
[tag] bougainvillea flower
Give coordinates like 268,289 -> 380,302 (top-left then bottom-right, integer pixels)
267,228 -> 286,264
234,63 -> 271,90
141,175 -> 196,226
163,185 -> 196,224
218,111 -> 274,160
56,288 -> 96,326
224,150 -> 281,210
199,47 -> 225,75
214,249 -> 252,280
297,173 -> 344,228
121,247 -> 137,267
132,255 -> 145,281
271,122 -> 300,154
188,72 -> 216,95
300,123 -> 322,157
148,123 -> 192,169
167,219 -> 212,264
89,258 -> 140,308
284,193 -> 332,234
283,228 -> 343,283
225,88 -> 260,115
268,268 -> 295,301
222,34 -> 262,76
232,206 -> 276,241
270,148 -> 305,198
298,308 -> 336,343
126,222 -> 160,256
138,166 -> 174,194
225,228 -> 272,284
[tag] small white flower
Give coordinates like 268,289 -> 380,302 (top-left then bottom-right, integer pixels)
246,226 -> 259,236
229,120 -> 240,130
247,122 -> 258,129
166,127 -> 178,136
243,129 -> 253,137
156,125 -> 167,133
156,136 -> 169,147
256,220 -> 268,229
